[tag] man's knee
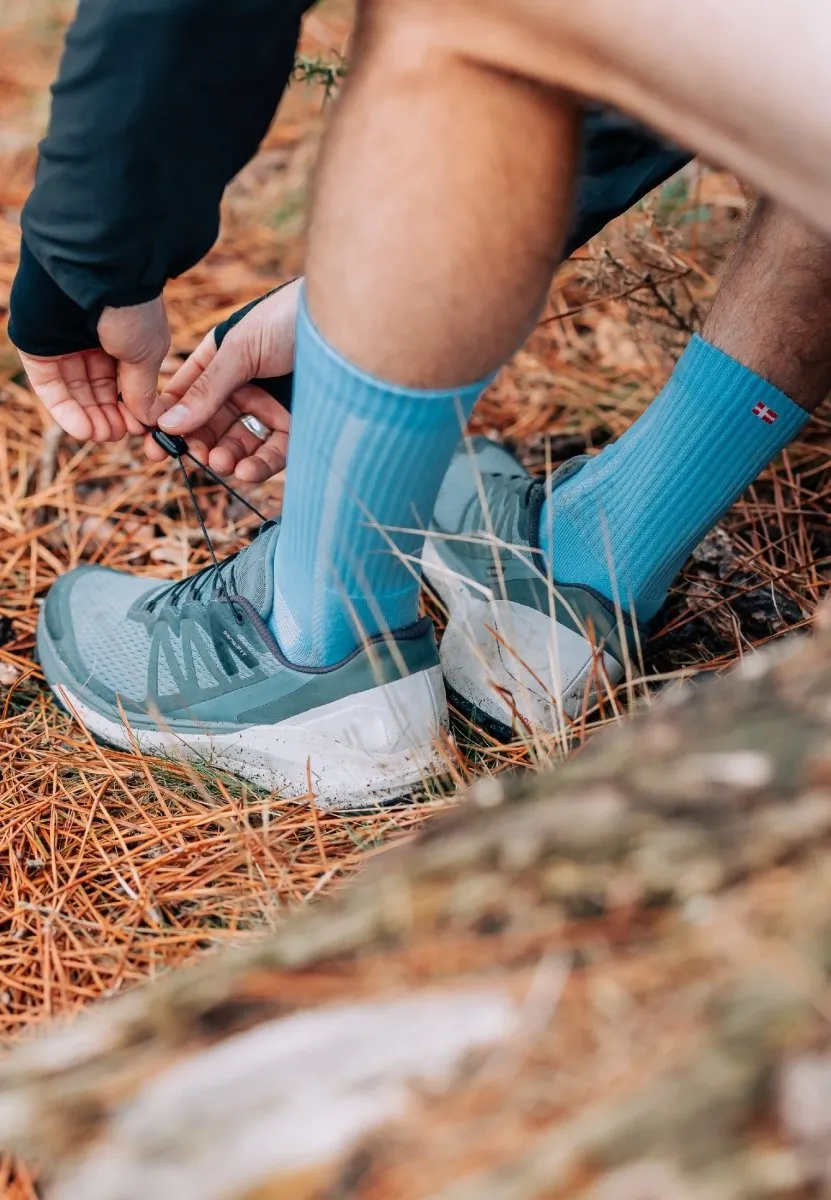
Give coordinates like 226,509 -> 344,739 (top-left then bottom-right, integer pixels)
351,0 -> 544,78
351,0 -> 470,65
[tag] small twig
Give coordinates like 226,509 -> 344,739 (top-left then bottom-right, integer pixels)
293,53 -> 346,102
641,271 -> 695,333
600,245 -> 694,333
537,267 -> 690,328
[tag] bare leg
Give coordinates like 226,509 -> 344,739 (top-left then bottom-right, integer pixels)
306,6 -> 580,385
542,198 -> 831,625
705,199 -> 831,412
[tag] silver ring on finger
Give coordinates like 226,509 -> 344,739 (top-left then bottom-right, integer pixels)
240,414 -> 269,442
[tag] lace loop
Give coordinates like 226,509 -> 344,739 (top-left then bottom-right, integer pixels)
143,424 -> 269,620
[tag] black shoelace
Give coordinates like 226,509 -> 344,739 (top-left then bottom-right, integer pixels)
145,429 -> 268,622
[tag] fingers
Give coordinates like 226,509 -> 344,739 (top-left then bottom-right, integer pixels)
143,357 -> 232,464
144,384 -> 290,483
155,281 -> 300,439
159,331 -> 217,404
209,387 -> 290,481
144,431 -> 169,462
118,357 -> 167,427
156,284 -> 299,438
143,424 -> 219,465
142,390 -> 247,468
20,353 -> 93,440
232,428 -> 290,483
19,349 -> 124,441
87,350 -> 130,440
143,333 -> 220,461
122,408 -> 147,437
205,388 -> 268,474
19,299 -> 170,445
205,427 -> 252,477
157,333 -> 255,436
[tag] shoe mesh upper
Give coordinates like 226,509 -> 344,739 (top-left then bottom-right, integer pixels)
67,571 -> 162,699
42,518 -> 440,737
477,478 -> 527,548
230,544 -> 271,615
62,523 -> 282,703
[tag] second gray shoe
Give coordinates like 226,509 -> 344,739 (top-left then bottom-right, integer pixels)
423,439 -> 643,737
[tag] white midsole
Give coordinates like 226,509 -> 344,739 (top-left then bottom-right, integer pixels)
422,538 -> 622,733
55,666 -> 450,811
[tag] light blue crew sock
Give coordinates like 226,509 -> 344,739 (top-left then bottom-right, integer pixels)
540,334 -> 810,622
271,290 -> 493,666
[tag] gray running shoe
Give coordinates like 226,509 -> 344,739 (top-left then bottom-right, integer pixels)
423,439 -> 642,737
38,522 -> 448,809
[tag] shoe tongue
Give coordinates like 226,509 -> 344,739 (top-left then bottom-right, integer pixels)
434,441 -> 530,538
480,472 -> 541,547
226,520 -> 280,618
521,457 -> 589,552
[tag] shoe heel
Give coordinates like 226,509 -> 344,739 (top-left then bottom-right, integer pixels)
232,665 -> 451,810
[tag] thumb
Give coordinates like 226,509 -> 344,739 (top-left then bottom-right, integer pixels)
98,298 -> 170,425
119,356 -> 168,426
157,338 -> 254,434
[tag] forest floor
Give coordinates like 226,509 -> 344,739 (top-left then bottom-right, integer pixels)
1,12 -> 830,1192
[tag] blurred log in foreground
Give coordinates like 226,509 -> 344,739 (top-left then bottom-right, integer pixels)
4,619 -> 831,1199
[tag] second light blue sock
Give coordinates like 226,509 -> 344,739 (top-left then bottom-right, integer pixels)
540,335 -> 809,621
271,291 -> 492,666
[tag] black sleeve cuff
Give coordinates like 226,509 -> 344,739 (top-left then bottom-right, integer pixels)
8,240 -> 162,356
8,240 -> 100,356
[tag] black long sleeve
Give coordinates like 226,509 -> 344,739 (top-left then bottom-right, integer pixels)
9,0 -> 307,356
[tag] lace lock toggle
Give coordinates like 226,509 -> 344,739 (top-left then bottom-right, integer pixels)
151,429 -> 189,459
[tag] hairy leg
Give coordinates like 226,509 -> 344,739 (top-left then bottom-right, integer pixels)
286,0 -> 831,718
306,6 -> 580,385
543,199 -> 831,623
307,0 -> 831,387
269,7 -> 583,666
705,199 -> 831,412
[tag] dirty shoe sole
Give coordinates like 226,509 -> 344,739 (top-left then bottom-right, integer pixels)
38,619 -> 450,811
423,537 -> 624,739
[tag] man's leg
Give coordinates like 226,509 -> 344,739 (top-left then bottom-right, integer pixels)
304,9 -> 578,387
704,200 -> 831,413
543,199 -> 831,623
276,0 -> 831,727
271,9 -> 580,666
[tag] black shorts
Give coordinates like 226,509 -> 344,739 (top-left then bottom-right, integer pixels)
566,108 -> 692,257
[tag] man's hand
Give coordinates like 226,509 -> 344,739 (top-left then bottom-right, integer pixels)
150,278 -> 299,482
18,297 -> 170,441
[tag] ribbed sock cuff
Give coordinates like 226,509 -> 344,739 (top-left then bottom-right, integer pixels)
271,290 -> 495,665
543,334 -> 810,621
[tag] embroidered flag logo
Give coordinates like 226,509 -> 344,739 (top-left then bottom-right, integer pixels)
752,401 -> 778,425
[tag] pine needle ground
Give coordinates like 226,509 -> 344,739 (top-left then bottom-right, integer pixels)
0,5 -> 829,1138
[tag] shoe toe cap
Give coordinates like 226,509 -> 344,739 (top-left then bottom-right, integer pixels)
41,565 -> 98,646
